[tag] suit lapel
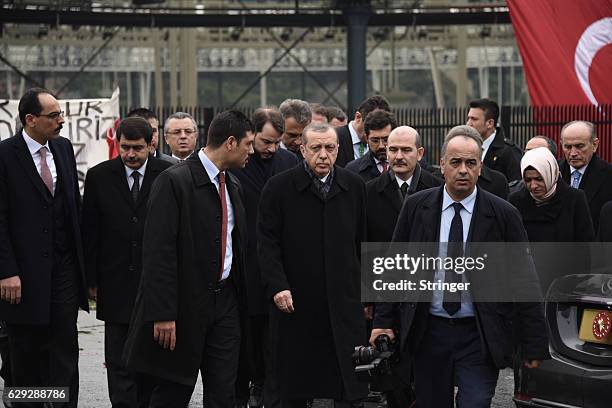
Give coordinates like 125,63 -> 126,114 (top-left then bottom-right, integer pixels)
381,173 -> 402,213
136,159 -> 162,208
467,189 -> 496,243
111,157 -> 134,208
419,186 -> 443,242
13,132 -> 52,202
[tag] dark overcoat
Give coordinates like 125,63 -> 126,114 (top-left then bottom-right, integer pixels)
81,156 -> 171,322
231,149 -> 299,315
373,186 -> 550,369
0,132 -> 88,324
560,155 -> 612,230
483,132 -> 521,182
123,154 -> 247,385
257,164 -> 368,401
335,124 -> 355,168
599,201 -> 612,242
508,179 -> 595,292
345,150 -> 383,183
365,165 -> 442,242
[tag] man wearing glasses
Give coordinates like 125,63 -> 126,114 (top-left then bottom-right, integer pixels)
164,112 -> 199,161
0,88 -> 89,407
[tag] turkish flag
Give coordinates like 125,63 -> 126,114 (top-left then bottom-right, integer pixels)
508,0 -> 612,106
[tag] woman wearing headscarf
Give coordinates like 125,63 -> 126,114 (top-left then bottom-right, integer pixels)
509,146 -> 595,292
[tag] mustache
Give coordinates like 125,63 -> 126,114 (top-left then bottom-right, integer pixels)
55,125 -> 63,132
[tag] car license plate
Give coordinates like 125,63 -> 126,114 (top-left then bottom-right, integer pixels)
578,309 -> 612,345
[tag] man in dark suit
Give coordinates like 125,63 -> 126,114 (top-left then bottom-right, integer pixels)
82,117 -> 172,407
123,110 -> 253,408
346,109 -> 397,183
559,120 -> 612,230
231,108 -> 298,408
371,125 -> 548,407
279,99 -> 312,159
467,98 -> 521,182
258,123 -> 368,408
0,88 -> 89,407
127,108 -> 178,164
599,201 -> 612,242
336,95 -> 391,168
366,125 -> 442,242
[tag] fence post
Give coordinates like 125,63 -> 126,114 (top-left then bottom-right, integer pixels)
500,105 -> 512,140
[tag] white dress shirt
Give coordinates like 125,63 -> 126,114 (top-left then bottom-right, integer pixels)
124,160 -> 147,190
198,149 -> 234,280
23,130 -> 57,193
481,131 -> 496,160
395,175 -> 413,190
349,121 -> 368,160
429,185 -> 477,318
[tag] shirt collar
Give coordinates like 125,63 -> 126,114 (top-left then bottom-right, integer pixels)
442,185 -> 477,214
198,149 -> 222,182
395,174 -> 412,187
482,131 -> 495,151
124,159 -> 148,179
22,129 -> 50,155
570,162 -> 588,175
348,121 -> 361,145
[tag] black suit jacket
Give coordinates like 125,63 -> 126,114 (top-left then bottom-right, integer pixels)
0,131 -> 88,324
230,149 -> 299,315
365,165 -> 442,242
336,124 -> 356,168
125,154 -> 248,385
82,156 -> 172,323
345,150 -> 382,183
373,186 -> 549,369
433,165 -> 509,200
560,155 -> 612,230
483,132 -> 521,182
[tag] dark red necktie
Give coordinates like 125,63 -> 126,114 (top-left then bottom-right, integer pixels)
382,161 -> 388,172
218,172 -> 228,280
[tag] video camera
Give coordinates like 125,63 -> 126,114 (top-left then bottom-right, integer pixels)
352,334 -> 398,391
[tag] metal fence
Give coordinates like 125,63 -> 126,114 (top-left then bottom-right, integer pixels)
121,104 -> 612,164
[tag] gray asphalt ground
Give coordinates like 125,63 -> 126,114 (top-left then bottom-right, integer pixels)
0,311 -> 515,407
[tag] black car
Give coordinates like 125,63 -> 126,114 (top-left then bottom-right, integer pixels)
514,274 -> 612,407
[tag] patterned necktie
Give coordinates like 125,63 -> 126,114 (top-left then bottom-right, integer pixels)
218,172 -> 228,280
38,146 -> 54,195
358,142 -> 366,158
399,182 -> 409,198
443,202 -> 464,316
571,170 -> 582,189
381,161 -> 388,173
131,171 -> 140,203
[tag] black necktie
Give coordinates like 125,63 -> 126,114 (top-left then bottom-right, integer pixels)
399,182 -> 409,198
131,172 -> 140,203
443,202 -> 464,316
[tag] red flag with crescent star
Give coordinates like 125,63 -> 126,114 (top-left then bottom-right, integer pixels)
508,0 -> 612,107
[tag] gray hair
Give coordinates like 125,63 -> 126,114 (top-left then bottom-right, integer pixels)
164,111 -> 198,134
301,123 -> 338,145
441,125 -> 483,158
560,120 -> 596,143
279,98 -> 312,128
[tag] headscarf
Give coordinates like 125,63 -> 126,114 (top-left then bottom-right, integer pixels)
520,147 -> 560,203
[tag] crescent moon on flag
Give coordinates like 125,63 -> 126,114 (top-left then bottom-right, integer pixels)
574,17 -> 612,106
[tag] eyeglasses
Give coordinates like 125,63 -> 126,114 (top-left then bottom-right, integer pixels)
166,128 -> 197,136
36,111 -> 64,120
